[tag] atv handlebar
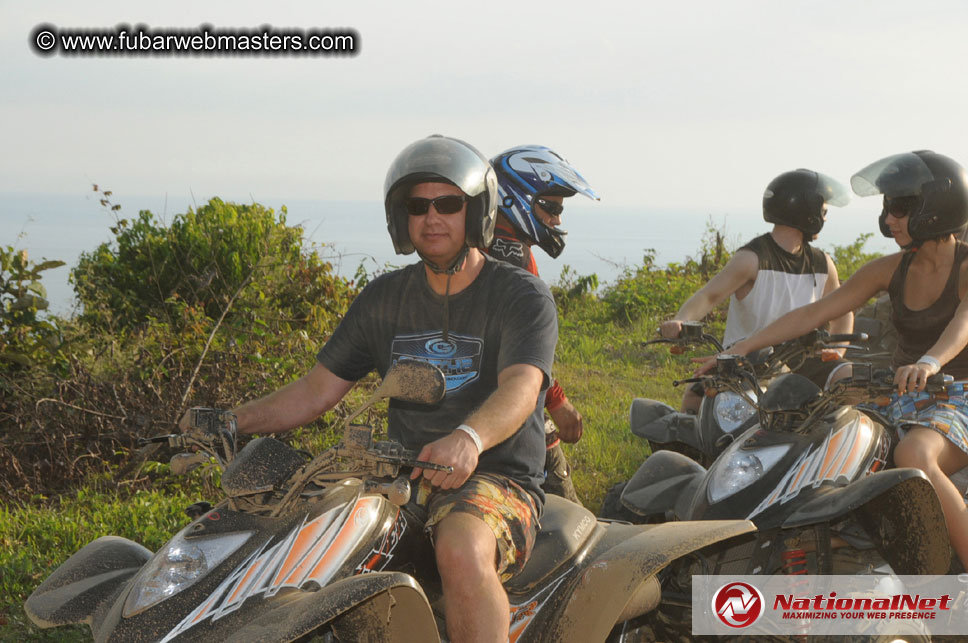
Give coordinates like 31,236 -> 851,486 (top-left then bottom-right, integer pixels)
833,364 -> 952,397
681,328 -> 873,395
645,321 -> 724,353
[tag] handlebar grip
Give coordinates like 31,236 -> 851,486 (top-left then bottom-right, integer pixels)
926,373 -> 953,392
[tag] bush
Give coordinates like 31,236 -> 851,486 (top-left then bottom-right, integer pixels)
1,197 -> 363,501
72,197 -> 354,335
601,223 -> 732,324
826,232 -> 883,282
0,246 -> 65,371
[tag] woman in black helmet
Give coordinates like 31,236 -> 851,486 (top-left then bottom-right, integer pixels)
706,151 -> 968,568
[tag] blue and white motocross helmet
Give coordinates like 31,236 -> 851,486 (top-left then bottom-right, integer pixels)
491,145 -> 599,258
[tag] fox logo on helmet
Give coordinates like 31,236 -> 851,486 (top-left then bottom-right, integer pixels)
712,581 -> 764,628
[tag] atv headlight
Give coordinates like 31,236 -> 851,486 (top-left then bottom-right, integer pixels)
712,392 -> 756,433
123,529 -> 252,617
707,443 -> 790,503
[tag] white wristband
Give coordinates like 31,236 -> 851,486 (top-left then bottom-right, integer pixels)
455,424 -> 483,455
917,355 -> 942,372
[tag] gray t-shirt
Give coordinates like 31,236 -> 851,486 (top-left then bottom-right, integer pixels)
316,256 -> 557,504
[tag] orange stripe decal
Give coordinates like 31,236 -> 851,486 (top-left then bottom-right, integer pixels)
281,517 -> 343,587
306,497 -> 381,585
819,428 -> 845,479
274,513 -> 334,586
227,558 -> 264,604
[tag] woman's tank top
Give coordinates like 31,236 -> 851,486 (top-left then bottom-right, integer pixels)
889,241 -> 968,378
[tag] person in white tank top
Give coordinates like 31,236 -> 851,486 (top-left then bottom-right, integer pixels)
660,169 -> 854,412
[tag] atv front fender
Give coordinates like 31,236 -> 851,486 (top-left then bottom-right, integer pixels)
550,519 -> 755,643
629,398 -> 699,447
621,450 -> 705,518
782,468 -> 950,575
25,536 -> 152,629
231,571 -> 439,643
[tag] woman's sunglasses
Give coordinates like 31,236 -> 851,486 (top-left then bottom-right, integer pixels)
405,195 -> 467,216
884,195 -> 920,218
535,197 -> 564,217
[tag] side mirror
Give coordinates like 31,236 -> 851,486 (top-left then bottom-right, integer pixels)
341,360 -> 447,427
375,360 -> 447,405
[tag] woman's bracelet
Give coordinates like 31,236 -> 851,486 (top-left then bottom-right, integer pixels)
917,355 -> 942,372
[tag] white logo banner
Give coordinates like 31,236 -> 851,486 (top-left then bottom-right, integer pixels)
693,575 -> 968,636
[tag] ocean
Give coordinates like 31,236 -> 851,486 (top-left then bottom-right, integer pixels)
1,191 -> 898,315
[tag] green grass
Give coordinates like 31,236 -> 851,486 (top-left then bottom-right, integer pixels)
1,482 -> 201,641
554,303 -> 718,509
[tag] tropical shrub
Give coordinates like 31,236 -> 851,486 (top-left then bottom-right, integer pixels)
0,246 -> 64,371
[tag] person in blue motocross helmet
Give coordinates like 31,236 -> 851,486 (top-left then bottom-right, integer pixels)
490,145 -> 600,264
488,145 -> 599,506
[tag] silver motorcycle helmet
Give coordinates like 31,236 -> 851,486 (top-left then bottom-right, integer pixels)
851,150 -> 968,244
384,135 -> 498,257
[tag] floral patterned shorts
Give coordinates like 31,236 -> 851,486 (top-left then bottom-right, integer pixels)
880,381 -> 968,456
417,472 -> 539,582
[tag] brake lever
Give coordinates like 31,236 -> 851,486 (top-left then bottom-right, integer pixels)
828,332 -> 869,343
822,343 -> 866,352
409,459 -> 454,473
672,376 -> 706,387
138,433 -> 188,448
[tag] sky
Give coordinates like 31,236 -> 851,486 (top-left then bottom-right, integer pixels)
2,1 -> 968,222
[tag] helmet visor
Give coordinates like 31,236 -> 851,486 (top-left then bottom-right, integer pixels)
815,171 -> 851,207
505,147 -> 600,202
850,153 -> 935,198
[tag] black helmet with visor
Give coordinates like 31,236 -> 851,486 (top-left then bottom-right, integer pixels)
762,169 -> 850,236
850,150 -> 968,245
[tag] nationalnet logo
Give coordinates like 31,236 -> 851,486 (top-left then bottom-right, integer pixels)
712,582 -> 764,628
694,575 -> 968,637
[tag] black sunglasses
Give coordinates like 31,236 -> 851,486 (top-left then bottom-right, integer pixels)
884,195 -> 920,218
405,195 -> 467,216
535,197 -> 564,216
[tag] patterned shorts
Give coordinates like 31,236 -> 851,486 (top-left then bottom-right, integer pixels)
417,472 -> 539,582
880,381 -> 968,456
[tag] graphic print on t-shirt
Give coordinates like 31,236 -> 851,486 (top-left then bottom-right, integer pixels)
390,332 -> 483,392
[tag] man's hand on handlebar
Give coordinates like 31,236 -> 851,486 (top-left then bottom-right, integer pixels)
410,430 -> 478,490
178,407 -> 237,444
660,319 -> 684,340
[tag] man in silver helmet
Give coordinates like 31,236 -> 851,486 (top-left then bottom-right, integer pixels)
182,135 -> 557,642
